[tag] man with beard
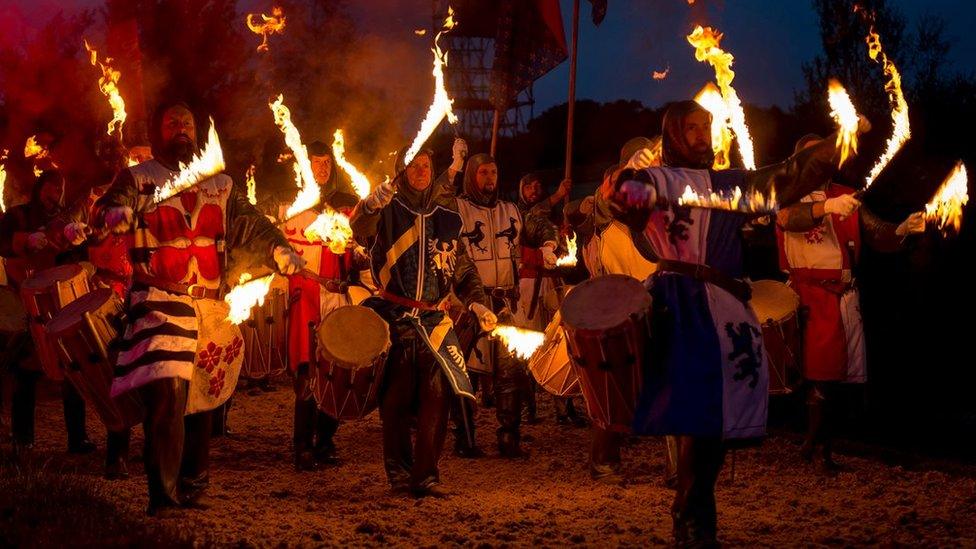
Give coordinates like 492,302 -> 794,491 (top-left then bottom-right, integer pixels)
0,169 -> 95,459
610,100 -> 856,545
95,101 -> 303,516
456,154 -> 558,458
282,140 -> 363,471
350,146 -> 494,497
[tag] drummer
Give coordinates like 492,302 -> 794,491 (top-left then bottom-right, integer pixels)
0,169 -> 95,459
282,140 -> 364,472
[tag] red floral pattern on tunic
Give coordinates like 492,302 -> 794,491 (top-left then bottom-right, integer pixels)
223,336 -> 243,364
196,341 -> 223,373
208,368 -> 226,396
804,224 -> 826,244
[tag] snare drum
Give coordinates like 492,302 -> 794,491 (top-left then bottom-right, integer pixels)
46,288 -> 144,431
528,310 -> 581,397
749,280 -> 801,395
311,305 -> 391,420
20,264 -> 92,379
561,275 -> 651,432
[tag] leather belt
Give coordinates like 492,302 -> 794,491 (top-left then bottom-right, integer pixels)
379,290 -> 449,312
656,259 -> 752,303
133,272 -> 220,300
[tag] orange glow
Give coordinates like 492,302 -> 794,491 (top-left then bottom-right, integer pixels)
404,6 -> 458,167
332,129 -> 372,199
694,83 -> 733,170
246,6 -> 285,53
555,232 -> 578,267
246,164 -> 257,205
153,119 -> 225,203
270,94 -> 320,219
492,324 -> 545,360
826,79 -> 860,167
678,184 -> 777,214
304,210 -> 353,254
225,273 -> 275,325
83,39 -> 127,138
652,67 -> 670,80
0,149 -> 8,213
924,162 -> 969,234
863,26 -> 911,189
24,135 -> 53,177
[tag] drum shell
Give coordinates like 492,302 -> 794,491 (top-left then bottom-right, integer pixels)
528,311 -> 581,397
20,264 -> 91,380
241,286 -> 289,380
749,280 -> 802,395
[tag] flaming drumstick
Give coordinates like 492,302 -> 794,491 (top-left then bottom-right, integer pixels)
677,184 -> 777,215
826,79 -> 861,167
83,40 -> 127,138
491,324 -> 545,360
225,273 -> 275,325
246,6 -> 285,53
861,23 -> 911,189
153,119 -> 225,203
332,129 -> 372,199
555,231 -> 578,267
924,162 -> 969,234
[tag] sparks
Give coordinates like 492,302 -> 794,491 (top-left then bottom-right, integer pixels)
246,6 -> 285,53
924,162 -> 969,234
246,164 -> 257,205
863,25 -> 911,189
826,79 -> 861,167
332,129 -> 372,199
153,118 -> 225,203
225,273 -> 275,325
83,39 -> 127,138
652,66 -> 670,80
677,184 -> 777,214
492,324 -> 545,360
687,26 -> 755,170
555,232 -> 578,267
403,6 -> 459,167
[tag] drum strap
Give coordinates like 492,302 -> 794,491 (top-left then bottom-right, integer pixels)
657,259 -> 752,303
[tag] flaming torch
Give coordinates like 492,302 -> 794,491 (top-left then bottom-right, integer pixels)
555,231 -> 578,267
687,26 -> 756,170
246,6 -> 285,53
694,83 -> 733,170
225,273 -> 275,325
678,184 -> 777,215
303,210 -> 354,255
491,324 -> 545,360
332,129 -> 372,199
0,149 -> 8,213
153,119 -> 225,203
403,6 -> 458,167
83,40 -> 127,138
827,79 -> 861,167
924,162 -> 969,234
246,164 -> 257,205
863,25 -> 911,189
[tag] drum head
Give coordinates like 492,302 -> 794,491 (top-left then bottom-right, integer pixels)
561,275 -> 650,331
46,288 -> 117,337
0,286 -> 27,333
22,264 -> 84,291
749,280 -> 799,324
317,305 -> 390,367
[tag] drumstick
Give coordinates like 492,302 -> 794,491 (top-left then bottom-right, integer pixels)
298,268 -> 347,294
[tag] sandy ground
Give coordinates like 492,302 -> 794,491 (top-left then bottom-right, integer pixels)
2,378 -> 975,547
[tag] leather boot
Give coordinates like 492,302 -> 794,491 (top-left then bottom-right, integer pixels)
105,429 -> 132,480
495,391 -> 527,458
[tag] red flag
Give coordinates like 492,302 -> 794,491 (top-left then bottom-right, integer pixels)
489,0 -> 568,111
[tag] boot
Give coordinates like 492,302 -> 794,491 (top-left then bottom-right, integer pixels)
495,391 -> 527,458
314,412 -> 340,466
452,398 -> 485,459
105,429 -> 131,480
524,384 -> 539,424
800,390 -> 824,462
293,398 -> 318,471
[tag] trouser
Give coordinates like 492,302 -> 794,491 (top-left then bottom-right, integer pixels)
379,328 -> 452,490
452,373 -> 481,451
671,436 -> 725,544
11,366 -> 88,447
292,364 -> 340,457
590,424 -> 623,478
487,294 -> 530,449
803,380 -> 840,459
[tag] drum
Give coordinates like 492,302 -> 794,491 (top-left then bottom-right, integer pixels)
528,310 -> 581,397
311,305 -> 390,420
46,288 -> 144,431
749,280 -> 801,395
20,264 -> 92,379
241,277 -> 289,380
560,275 -> 651,432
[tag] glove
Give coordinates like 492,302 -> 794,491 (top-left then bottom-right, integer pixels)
615,179 -> 656,210
469,301 -> 497,332
450,138 -> 468,173
625,148 -> 656,170
823,194 -> 860,220
364,180 -> 395,213
104,206 -> 134,234
541,242 -> 558,268
63,222 -> 89,246
27,231 -> 49,251
896,211 -> 925,236
273,245 -> 305,275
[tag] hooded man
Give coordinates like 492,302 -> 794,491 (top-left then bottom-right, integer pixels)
611,99 -> 855,545
776,134 -> 924,472
455,153 -> 558,458
95,101 -> 303,516
350,145 -> 494,498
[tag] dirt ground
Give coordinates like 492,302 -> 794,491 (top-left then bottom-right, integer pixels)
2,378 -> 975,547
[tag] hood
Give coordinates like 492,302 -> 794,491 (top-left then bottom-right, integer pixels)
662,100 -> 714,169
393,146 -> 436,212
462,153 -> 498,207
517,173 -> 543,212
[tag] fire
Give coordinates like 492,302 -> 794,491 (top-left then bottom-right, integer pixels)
678,184 -> 777,214
687,26 -> 756,170
0,149 -> 8,213
24,135 -> 52,177
332,129 -> 372,199
863,26 -> 911,189
694,83 -> 733,170
652,67 -> 670,80
556,231 -> 578,267
403,6 -> 459,167
414,29 -> 427,36
83,40 -> 127,138
246,6 -> 285,53
153,118 -> 225,203
246,164 -> 257,205
924,162 -> 969,234
225,273 -> 275,325
304,210 -> 353,254
827,79 -> 860,167
491,324 -> 545,360
270,94 -> 321,219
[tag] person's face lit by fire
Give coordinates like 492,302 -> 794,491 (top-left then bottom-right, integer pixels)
160,105 -> 197,164
311,154 -> 333,185
39,175 -> 64,210
683,109 -> 712,159
522,178 -> 542,205
406,153 -> 433,191
475,162 -> 498,194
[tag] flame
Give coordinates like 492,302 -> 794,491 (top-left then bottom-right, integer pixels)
153,118 -> 225,203
694,83 -> 733,170
269,94 -> 321,219
403,6 -> 459,167
827,79 -> 860,167
924,162 -> 969,234
225,273 -> 275,325
414,29 -> 427,36
556,232 -> 578,267
0,149 -> 8,213
24,135 -> 52,177
246,164 -> 257,205
687,26 -> 755,170
491,324 -> 545,360
677,184 -> 777,214
652,66 -> 670,80
303,210 -> 353,254
246,6 -> 285,53
863,26 -> 911,189
332,129 -> 371,199
83,40 -> 127,138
